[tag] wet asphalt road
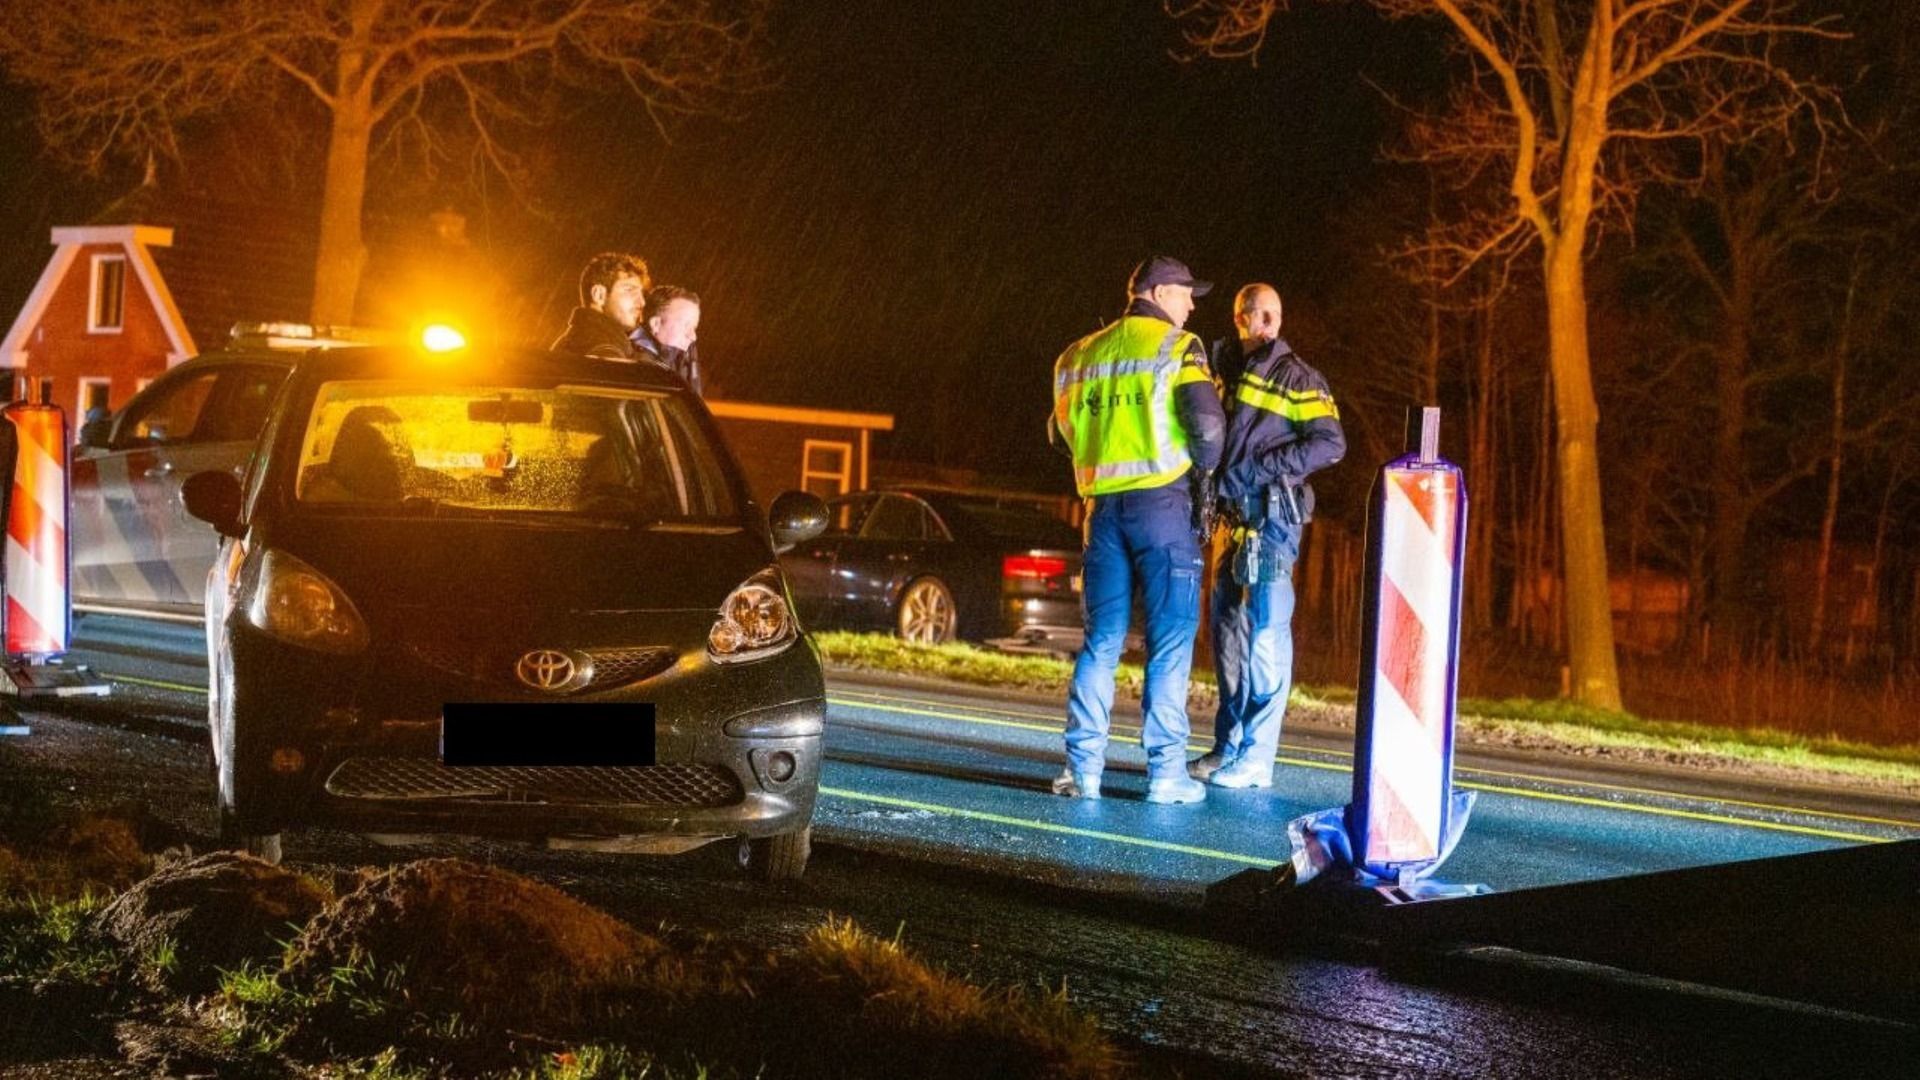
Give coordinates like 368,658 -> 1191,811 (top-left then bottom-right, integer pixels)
816,682 -> 1919,896
6,613 -> 1916,1076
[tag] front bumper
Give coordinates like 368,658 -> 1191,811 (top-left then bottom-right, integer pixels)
225,614 -> 825,841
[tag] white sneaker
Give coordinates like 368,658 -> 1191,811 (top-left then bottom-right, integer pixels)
1187,750 -> 1232,781
1208,753 -> 1274,789
1052,769 -> 1102,799
1144,775 -> 1207,804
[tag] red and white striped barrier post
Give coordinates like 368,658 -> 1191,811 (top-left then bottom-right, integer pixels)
1282,407 -> 1479,895
1,392 -> 108,706
2,400 -> 71,660
1348,407 -> 1470,878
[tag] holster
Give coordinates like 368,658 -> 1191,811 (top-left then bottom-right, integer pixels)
1228,484 -> 1300,587
1273,481 -> 1302,528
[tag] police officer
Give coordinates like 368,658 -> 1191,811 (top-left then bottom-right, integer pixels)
1050,256 -> 1225,804
631,285 -> 705,395
1190,284 -> 1345,788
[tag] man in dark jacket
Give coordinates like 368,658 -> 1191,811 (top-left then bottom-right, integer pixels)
1191,283 -> 1345,789
630,285 -> 704,395
552,253 -> 650,359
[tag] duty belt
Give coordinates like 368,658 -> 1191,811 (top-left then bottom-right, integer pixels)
1229,483 -> 1300,532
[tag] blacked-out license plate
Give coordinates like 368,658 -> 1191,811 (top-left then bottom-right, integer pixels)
440,703 -> 657,766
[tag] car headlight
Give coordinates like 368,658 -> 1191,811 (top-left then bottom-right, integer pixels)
239,548 -> 369,654
709,567 -> 796,663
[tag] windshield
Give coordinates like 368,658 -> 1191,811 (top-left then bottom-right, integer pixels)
293,380 -> 737,521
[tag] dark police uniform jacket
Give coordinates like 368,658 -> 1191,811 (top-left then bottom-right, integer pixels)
1213,336 -> 1345,521
631,326 -> 705,397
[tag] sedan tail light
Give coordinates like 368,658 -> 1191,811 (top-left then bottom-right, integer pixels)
1002,554 -> 1069,581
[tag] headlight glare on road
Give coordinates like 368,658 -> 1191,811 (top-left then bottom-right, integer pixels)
709,568 -> 795,663
242,548 -> 370,654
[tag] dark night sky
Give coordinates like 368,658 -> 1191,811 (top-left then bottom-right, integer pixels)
0,0 -> 1438,490
520,0 -> 1436,485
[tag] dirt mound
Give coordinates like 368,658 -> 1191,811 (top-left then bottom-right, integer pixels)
738,918 -> 1126,1080
48,813 -> 151,891
92,852 -> 329,992
283,859 -> 663,1027
0,813 -> 155,901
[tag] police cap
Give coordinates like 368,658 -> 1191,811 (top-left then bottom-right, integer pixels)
1128,255 -> 1213,297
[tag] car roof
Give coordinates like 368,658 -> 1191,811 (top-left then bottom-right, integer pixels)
169,346 -> 300,372
283,345 -> 688,391
163,345 -> 687,392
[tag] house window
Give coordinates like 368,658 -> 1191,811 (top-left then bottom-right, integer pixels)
801,438 -> 854,499
89,254 -> 127,333
36,377 -> 54,406
78,377 -> 112,418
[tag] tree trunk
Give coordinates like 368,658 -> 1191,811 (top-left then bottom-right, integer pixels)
1542,236 -> 1623,709
310,68 -> 374,327
1859,457 -> 1899,667
1421,250 -> 1443,406
1809,347 -> 1845,653
1467,295 -> 1498,629
1626,477 -> 1644,652
1705,272 -> 1755,653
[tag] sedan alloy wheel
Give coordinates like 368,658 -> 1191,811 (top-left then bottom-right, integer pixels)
897,577 -> 957,644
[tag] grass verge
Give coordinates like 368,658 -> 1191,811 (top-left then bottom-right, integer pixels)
813,631 -> 1920,787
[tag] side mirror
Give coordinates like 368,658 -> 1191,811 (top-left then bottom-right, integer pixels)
768,490 -> 828,553
182,471 -> 245,538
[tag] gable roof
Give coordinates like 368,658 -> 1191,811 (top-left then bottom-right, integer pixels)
0,223 -> 197,366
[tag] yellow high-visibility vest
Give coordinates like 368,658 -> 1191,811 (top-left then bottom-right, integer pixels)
1052,316 -> 1209,497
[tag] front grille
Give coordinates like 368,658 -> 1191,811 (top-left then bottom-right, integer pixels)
406,642 -> 678,692
409,640 -> 486,680
586,647 -> 677,685
325,757 -> 741,807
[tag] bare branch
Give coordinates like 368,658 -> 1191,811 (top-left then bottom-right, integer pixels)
262,47 -> 339,109
1165,0 -> 1290,62
0,0 -> 770,179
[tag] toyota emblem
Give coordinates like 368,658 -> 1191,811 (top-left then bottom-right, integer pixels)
515,649 -> 580,692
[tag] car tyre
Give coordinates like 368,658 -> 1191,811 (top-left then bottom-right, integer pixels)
740,825 -> 811,882
217,808 -> 284,866
896,576 -> 957,645
209,645 -> 284,866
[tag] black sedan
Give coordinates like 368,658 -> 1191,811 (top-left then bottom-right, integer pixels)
181,338 -> 830,880
780,488 -> 1083,647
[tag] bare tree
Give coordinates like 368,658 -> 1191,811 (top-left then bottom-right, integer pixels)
1172,0 -> 1840,709
0,0 -> 769,326
1642,135 -> 1838,650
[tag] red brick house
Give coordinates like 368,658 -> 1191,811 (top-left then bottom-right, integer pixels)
1,224 -> 197,419
2,183 -> 316,419
708,401 -> 893,505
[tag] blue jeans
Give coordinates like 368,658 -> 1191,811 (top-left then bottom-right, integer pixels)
1065,485 -> 1203,780
1209,522 -> 1299,767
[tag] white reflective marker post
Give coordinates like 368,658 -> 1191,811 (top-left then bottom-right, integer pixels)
1348,406 -> 1470,879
